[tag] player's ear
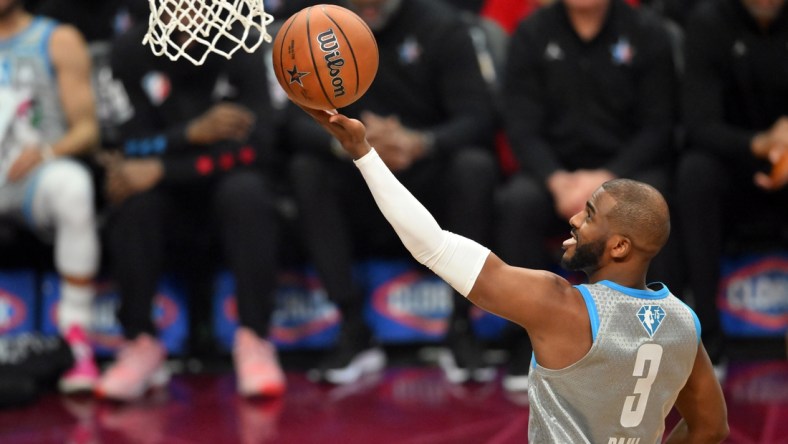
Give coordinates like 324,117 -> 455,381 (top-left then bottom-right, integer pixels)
608,234 -> 631,260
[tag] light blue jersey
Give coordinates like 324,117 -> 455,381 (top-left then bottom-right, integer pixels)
528,281 -> 700,444
0,17 -> 65,184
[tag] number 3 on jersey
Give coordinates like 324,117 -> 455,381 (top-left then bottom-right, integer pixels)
620,343 -> 664,427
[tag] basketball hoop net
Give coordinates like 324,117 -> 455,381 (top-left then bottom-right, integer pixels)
143,0 -> 274,66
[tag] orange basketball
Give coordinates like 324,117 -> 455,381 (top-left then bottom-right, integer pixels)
271,4 -> 379,110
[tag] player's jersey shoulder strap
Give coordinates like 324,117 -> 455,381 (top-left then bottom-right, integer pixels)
574,284 -> 601,342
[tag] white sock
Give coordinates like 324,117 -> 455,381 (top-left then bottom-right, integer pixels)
58,281 -> 94,334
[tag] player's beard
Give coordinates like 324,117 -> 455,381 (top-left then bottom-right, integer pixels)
561,237 -> 606,274
0,0 -> 22,21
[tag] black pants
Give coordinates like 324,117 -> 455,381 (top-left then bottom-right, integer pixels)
288,149 -> 498,341
107,170 -> 280,341
676,151 -> 788,360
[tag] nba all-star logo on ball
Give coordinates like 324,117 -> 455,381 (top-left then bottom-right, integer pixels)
286,64 -> 309,86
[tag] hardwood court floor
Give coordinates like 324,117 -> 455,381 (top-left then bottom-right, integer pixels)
0,350 -> 786,443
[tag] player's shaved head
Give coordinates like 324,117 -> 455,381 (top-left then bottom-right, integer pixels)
601,179 -> 670,258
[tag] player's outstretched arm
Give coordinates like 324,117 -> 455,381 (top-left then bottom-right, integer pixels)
664,343 -> 729,444
297,106 -> 581,334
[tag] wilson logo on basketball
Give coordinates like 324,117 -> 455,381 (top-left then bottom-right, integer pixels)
317,29 -> 346,98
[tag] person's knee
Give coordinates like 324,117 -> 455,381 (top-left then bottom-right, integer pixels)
43,161 -> 95,224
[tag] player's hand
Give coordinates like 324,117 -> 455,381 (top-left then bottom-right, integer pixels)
548,171 -> 576,219
557,188 -> 587,220
549,171 -> 589,220
769,116 -> 788,145
104,156 -> 164,203
7,146 -> 45,183
362,111 -> 427,171
564,169 -> 615,218
186,102 -> 255,145
754,146 -> 788,191
297,104 -> 371,159
574,169 -> 616,195
752,116 -> 788,159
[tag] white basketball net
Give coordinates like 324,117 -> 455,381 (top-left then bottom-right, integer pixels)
143,0 -> 274,66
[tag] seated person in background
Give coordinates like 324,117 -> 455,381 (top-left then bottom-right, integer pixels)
496,0 -> 680,391
676,0 -> 788,373
479,0 -> 640,36
95,18 -> 285,401
0,0 -> 101,394
287,0 -> 499,385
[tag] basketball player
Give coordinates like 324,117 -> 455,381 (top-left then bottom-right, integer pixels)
299,105 -> 729,443
0,0 -> 101,393
497,0 -> 684,390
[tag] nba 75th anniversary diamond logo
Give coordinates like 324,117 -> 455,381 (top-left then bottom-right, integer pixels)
637,305 -> 666,338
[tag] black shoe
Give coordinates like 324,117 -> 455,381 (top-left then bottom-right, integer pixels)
310,323 -> 386,385
439,327 -> 495,384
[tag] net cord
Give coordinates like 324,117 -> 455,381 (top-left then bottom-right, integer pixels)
142,0 -> 274,65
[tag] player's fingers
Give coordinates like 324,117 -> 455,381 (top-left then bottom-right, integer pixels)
753,172 -> 776,191
328,113 -> 351,125
295,101 -> 330,119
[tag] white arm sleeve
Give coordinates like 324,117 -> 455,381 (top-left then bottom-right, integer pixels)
354,149 -> 491,297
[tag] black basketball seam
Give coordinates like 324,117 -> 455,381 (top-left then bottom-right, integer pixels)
278,11 -> 302,100
323,5 -> 360,97
308,6 -> 337,109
